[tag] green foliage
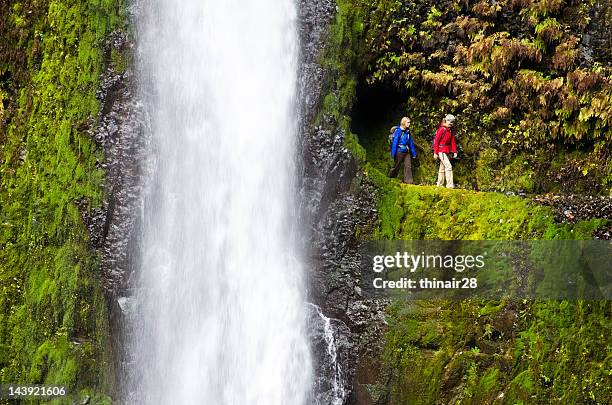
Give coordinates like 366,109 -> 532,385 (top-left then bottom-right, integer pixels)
0,0 -> 125,401
362,169 -> 610,403
382,298 -> 611,404
346,0 -> 612,194
350,79 -> 607,194
365,0 -> 611,141
316,0 -> 369,158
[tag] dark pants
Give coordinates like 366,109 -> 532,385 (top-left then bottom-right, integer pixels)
388,152 -> 413,183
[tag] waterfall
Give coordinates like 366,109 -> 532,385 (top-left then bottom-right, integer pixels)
310,304 -> 347,405
127,0 -> 312,403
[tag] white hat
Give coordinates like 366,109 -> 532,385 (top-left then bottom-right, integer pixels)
445,114 -> 456,124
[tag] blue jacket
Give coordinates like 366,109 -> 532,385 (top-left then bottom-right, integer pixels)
391,127 -> 416,159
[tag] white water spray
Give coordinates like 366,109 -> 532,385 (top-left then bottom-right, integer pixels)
310,304 -> 347,405
129,1 -> 312,403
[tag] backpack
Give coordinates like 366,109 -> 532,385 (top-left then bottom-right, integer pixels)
388,126 -> 398,147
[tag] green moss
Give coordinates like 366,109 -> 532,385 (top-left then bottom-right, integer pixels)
367,170 -> 610,402
473,148 -> 499,190
316,0 -> 370,161
110,47 -> 129,74
478,367 -> 501,393
507,369 -> 535,400
363,165 -> 609,402
344,131 -> 367,163
0,0 -> 126,401
382,298 -> 611,404
499,156 -> 535,192
366,163 -> 606,241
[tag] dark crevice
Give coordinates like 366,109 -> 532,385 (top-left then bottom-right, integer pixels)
350,79 -> 407,149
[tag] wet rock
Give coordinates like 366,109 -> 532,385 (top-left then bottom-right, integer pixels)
593,225 -> 612,240
308,304 -> 354,405
531,194 -> 611,240
79,24 -> 147,401
532,194 -> 612,225
297,0 -> 335,125
297,2 -> 387,403
583,1 -> 612,66
117,296 -> 135,315
86,29 -> 148,292
492,307 -> 519,339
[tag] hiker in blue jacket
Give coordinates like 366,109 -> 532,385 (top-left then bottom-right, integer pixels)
388,116 -> 417,184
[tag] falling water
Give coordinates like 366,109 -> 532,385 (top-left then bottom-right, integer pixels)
128,0 -> 312,403
310,304 -> 347,405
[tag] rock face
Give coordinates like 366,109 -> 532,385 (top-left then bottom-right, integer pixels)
532,194 -> 612,240
297,1 -> 387,403
92,31 -> 147,294
585,1 -> 612,66
533,194 -> 612,224
296,0 -> 335,127
85,24 -> 148,397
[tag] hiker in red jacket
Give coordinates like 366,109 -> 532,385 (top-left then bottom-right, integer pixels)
433,114 -> 457,188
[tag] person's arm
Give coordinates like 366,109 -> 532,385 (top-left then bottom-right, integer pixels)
451,130 -> 457,154
409,131 -> 417,158
391,128 -> 400,158
433,127 -> 443,157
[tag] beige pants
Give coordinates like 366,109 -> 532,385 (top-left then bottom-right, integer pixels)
436,153 -> 454,188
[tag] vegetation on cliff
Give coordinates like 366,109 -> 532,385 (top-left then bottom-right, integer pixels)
367,172 -> 610,404
325,0 -> 611,195
318,0 -> 611,403
0,1 -> 125,402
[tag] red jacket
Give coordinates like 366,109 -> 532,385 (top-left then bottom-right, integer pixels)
433,126 -> 457,154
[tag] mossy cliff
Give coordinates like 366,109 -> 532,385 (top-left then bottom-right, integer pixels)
0,1 -> 126,403
364,173 -> 610,404
315,0 -> 611,404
